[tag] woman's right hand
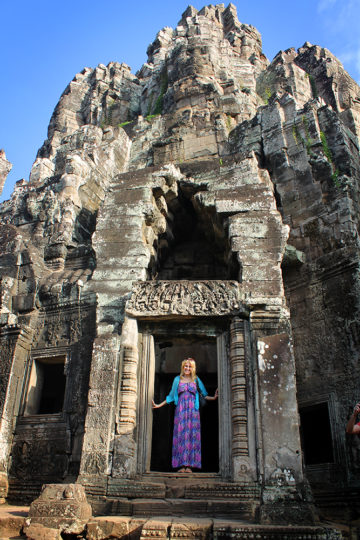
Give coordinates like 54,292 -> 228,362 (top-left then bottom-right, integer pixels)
152,399 -> 166,409
354,402 -> 360,415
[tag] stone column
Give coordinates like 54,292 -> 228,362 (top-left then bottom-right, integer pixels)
253,325 -> 316,524
112,316 -> 139,478
78,334 -> 121,494
0,324 -> 33,501
229,317 -> 254,481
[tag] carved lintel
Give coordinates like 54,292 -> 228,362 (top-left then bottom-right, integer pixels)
126,280 -> 244,318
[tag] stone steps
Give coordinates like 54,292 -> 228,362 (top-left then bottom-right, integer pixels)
313,487 -> 360,522
0,504 -> 28,539
88,478 -> 262,519
86,516 -> 343,539
100,497 -> 257,520
6,480 -> 43,505
0,505 -> 344,539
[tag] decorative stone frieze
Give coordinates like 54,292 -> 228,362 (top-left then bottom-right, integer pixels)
126,280 -> 244,318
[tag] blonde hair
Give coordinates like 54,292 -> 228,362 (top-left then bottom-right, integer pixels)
180,358 -> 196,381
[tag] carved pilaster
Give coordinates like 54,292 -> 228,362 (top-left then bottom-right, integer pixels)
116,344 -> 138,435
112,317 -> 139,478
0,323 -> 34,495
136,333 -> 155,474
229,317 -> 251,480
79,335 -> 121,479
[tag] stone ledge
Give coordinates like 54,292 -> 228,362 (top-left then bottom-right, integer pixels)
0,504 -> 28,539
85,516 -> 342,540
0,505 -> 344,539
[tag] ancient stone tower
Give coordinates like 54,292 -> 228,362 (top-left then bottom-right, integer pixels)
1,2 -> 360,527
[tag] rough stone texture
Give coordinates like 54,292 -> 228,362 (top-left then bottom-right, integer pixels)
25,483 -> 92,535
0,504 -> 27,538
24,522 -> 62,540
0,1 -> 359,533
85,516 -> 342,539
0,150 -> 12,196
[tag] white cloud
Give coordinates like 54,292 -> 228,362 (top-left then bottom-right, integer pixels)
318,0 -> 360,29
317,0 -> 337,13
317,0 -> 360,82
338,46 -> 360,83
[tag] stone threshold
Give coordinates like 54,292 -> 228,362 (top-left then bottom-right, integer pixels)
64,515 -> 346,539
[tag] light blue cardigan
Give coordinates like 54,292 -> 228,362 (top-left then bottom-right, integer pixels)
166,375 -> 208,411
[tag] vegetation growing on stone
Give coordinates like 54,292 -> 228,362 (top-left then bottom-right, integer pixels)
118,121 -> 133,128
306,72 -> 318,99
153,67 -> 168,116
292,116 -> 314,156
320,130 -> 341,186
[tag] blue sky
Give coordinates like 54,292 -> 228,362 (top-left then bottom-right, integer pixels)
1,0 -> 359,202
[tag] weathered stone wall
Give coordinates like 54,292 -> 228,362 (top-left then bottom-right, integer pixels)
0,1 -> 359,522
229,39 -> 360,490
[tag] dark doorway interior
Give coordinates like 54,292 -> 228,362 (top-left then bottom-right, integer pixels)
38,362 -> 66,414
151,337 -> 219,473
24,357 -> 66,416
299,402 -> 334,465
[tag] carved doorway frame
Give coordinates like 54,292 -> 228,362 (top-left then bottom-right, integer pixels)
136,327 -> 232,479
126,279 -> 248,481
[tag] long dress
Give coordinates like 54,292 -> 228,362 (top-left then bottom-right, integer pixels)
172,381 -> 201,469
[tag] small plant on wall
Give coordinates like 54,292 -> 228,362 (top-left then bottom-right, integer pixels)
320,130 -> 341,187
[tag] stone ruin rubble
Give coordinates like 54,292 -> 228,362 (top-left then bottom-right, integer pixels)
0,3 -> 360,538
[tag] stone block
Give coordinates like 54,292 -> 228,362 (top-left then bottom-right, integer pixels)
24,522 -> 62,540
0,507 -> 26,538
0,472 -> 8,502
43,243 -> 67,261
27,483 -> 92,535
11,293 -> 36,313
215,190 -> 276,214
141,517 -> 170,538
170,517 -> 212,539
86,517 -> 130,540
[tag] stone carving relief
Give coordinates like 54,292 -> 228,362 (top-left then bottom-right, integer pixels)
11,440 -> 68,479
126,280 -> 243,317
0,339 -> 13,411
82,452 -> 107,476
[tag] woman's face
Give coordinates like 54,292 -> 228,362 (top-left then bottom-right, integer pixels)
183,360 -> 193,376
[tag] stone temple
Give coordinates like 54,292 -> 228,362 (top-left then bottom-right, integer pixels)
0,3 -> 360,538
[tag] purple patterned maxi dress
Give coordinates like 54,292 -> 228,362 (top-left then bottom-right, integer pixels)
172,381 -> 201,469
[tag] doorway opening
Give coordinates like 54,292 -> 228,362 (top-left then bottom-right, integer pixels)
150,336 -> 219,473
299,402 -> 334,465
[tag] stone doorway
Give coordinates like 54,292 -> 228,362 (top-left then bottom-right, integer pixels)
150,336 -> 219,473
136,318 -> 232,480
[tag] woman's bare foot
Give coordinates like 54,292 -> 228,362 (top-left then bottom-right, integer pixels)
178,467 -> 186,473
185,467 -> 192,472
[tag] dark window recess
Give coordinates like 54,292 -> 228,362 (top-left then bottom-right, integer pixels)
25,358 -> 67,415
300,402 -> 334,465
38,363 -> 66,414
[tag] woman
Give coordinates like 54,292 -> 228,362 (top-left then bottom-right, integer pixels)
346,401 -> 360,434
152,358 -> 218,473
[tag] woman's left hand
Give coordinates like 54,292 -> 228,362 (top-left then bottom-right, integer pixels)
206,388 -> 218,401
